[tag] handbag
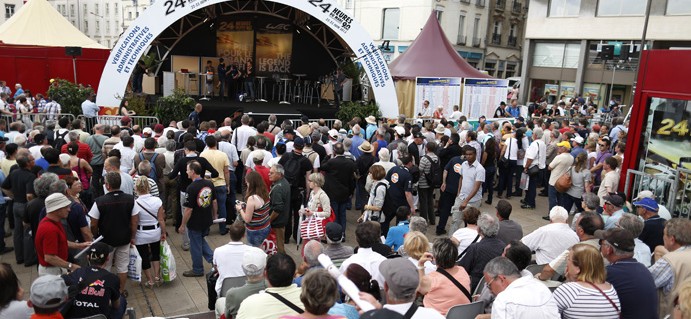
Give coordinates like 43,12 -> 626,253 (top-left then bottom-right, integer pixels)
499,138 -> 512,168
555,167 -> 573,193
300,216 -> 326,240
527,141 -> 541,175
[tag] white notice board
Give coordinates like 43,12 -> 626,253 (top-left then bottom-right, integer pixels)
462,78 -> 509,118
415,77 -> 462,117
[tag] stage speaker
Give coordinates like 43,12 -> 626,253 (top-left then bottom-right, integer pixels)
601,45 -> 614,60
620,45 -> 631,60
65,46 -> 82,56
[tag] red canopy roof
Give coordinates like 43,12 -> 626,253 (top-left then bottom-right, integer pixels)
388,13 -> 492,80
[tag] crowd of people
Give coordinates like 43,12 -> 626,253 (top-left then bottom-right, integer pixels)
0,88 -> 688,319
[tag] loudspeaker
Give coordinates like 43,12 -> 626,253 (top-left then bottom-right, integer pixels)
65,46 -> 82,56
620,45 -> 631,60
601,45 -> 614,60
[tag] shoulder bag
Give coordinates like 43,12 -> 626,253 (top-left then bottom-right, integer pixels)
499,138 -> 512,168
586,282 -> 621,318
555,167 -> 573,193
436,268 -> 473,301
527,141 -> 541,176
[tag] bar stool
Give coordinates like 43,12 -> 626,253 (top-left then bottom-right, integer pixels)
255,76 -> 268,102
279,78 -> 292,104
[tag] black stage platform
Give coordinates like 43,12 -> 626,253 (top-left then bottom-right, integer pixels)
195,98 -> 340,123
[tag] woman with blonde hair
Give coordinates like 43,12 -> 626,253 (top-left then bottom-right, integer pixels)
552,244 -> 621,318
403,231 -> 435,274
236,171 -> 271,246
133,175 -> 166,288
305,172 -> 331,218
672,278 -> 691,319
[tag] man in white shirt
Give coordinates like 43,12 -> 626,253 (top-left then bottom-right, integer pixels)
522,128 -> 547,209
230,114 -> 256,152
339,222 -> 387,286
478,257 -> 558,319
450,145 -> 485,234
360,258 -> 445,319
597,157 -> 620,207
521,206 -> 579,265
213,222 -> 252,296
419,100 -> 432,118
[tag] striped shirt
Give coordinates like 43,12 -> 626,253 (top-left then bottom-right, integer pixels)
247,196 -> 270,231
552,282 -> 620,319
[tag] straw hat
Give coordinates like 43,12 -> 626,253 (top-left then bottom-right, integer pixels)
358,141 -> 374,153
434,124 -> 446,134
365,116 -> 377,124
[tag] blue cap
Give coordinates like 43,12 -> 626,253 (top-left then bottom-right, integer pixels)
633,197 -> 659,212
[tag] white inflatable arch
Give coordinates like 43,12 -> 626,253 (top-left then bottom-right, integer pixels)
97,0 -> 398,118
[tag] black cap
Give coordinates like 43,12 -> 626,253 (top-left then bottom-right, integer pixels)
413,132 -> 423,139
283,128 -> 296,136
88,242 -> 113,263
603,193 -> 624,207
500,101 -> 506,106
325,222 -> 343,242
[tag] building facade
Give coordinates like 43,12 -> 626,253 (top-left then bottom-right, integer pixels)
1,0 -> 24,25
337,0 -> 506,71
47,0 -> 152,48
520,0 -> 691,106
485,0 -> 527,79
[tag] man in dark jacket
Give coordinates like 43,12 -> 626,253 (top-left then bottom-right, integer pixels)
320,143 -> 356,235
269,164 -> 290,253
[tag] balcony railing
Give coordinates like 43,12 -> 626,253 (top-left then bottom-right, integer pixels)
476,0 -> 486,8
491,33 -> 501,45
472,37 -> 482,47
508,36 -> 517,47
457,35 -> 467,45
512,1 -> 522,13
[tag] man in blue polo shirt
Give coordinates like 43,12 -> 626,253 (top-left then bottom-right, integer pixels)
437,154 -> 463,236
634,197 -> 665,253
381,156 -> 415,236
385,206 -> 411,251
599,228 -> 658,319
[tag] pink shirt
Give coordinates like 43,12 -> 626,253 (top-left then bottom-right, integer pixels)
423,266 -> 472,315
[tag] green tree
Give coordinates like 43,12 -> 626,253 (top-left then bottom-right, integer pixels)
46,79 -> 94,116
154,88 -> 195,125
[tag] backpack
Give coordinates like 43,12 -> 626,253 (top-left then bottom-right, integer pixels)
54,130 -> 69,150
423,155 -> 443,188
282,153 -> 303,199
139,152 -> 159,180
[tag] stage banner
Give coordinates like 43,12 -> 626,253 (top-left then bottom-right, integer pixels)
414,77 -> 461,118
97,0 -> 399,118
216,20 -> 254,68
256,20 -> 293,75
462,78 -> 509,119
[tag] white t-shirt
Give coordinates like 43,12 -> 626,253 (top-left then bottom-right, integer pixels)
213,242 -> 252,295
452,227 -> 481,255
548,153 -> 574,186
597,170 -> 620,205
525,140 -> 547,169
521,223 -> 579,265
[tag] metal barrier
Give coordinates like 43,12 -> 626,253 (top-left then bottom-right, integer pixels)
290,118 -> 339,128
0,113 -> 76,127
77,115 -> 159,128
624,168 -> 680,217
674,167 -> 691,218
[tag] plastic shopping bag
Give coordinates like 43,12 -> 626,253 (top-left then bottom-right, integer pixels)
520,172 -> 530,191
160,240 -> 177,282
127,246 -> 142,282
261,229 -> 278,256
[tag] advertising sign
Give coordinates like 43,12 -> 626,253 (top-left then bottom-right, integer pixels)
216,20 -> 254,67
462,78 -> 509,119
256,21 -> 293,75
415,77 -> 462,117
97,0 -> 399,118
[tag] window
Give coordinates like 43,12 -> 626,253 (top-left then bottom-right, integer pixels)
505,63 -> 518,78
106,20 -> 110,32
548,0 -> 580,17
457,15 -> 466,44
96,21 -> 100,33
435,6 -> 444,22
533,42 -> 580,68
485,60 -> 497,76
105,3 -> 109,15
508,24 -> 518,46
128,12 -> 132,20
85,21 -> 89,33
472,16 -> 481,46
83,4 -> 87,17
5,4 -> 15,19
70,4 -> 75,16
598,0 -> 646,16
114,3 -> 118,14
492,21 -> 502,44
666,0 -> 691,15
382,8 -> 400,40
95,3 -> 99,15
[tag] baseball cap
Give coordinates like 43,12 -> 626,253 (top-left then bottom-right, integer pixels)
517,116 -> 525,122
121,116 -> 131,124
328,129 -> 339,139
143,127 -> 153,135
633,197 -> 659,212
251,150 -> 266,162
242,247 -> 267,276
293,137 -> 305,148
633,190 -> 655,201
283,128 -> 296,136
154,124 -> 164,133
379,258 -> 419,300
325,222 -> 343,242
394,126 -> 405,136
571,135 -> 584,144
30,275 -> 68,309
500,101 -> 506,106
557,141 -> 571,149
413,132 -> 423,139
603,193 -> 624,207
595,228 -> 634,252
87,242 -> 113,263
45,193 -> 72,213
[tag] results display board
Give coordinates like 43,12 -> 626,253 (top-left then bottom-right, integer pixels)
462,78 -> 509,119
415,77 -> 462,117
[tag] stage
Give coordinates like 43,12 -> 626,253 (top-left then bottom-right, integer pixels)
192,97 -> 340,124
